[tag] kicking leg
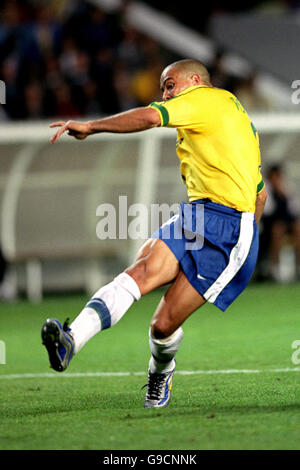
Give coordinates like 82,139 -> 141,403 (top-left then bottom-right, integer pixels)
70,238 -> 179,353
42,238 -> 179,370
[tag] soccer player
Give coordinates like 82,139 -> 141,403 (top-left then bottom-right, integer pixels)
42,59 -> 267,408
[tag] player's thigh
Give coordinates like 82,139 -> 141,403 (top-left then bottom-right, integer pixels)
125,238 -> 179,295
134,238 -> 157,261
150,270 -> 206,338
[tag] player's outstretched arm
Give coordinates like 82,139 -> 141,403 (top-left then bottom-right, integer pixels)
50,107 -> 161,144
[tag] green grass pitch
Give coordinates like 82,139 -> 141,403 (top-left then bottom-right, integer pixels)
0,282 -> 300,450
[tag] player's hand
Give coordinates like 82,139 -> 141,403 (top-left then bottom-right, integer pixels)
50,120 -> 91,144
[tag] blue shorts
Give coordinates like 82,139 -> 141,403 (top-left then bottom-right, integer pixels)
152,199 -> 259,311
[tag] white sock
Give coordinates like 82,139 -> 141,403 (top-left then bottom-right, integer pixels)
70,307 -> 101,355
149,327 -> 184,374
70,272 -> 141,354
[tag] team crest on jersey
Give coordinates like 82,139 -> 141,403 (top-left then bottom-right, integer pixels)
176,137 -> 184,148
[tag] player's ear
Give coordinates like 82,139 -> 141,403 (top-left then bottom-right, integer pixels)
191,74 -> 201,85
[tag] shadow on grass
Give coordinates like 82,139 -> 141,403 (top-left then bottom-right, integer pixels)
2,392 -> 300,421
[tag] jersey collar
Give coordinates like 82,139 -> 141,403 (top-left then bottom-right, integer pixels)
175,84 -> 212,98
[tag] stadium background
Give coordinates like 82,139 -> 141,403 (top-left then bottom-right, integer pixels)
0,0 -> 300,452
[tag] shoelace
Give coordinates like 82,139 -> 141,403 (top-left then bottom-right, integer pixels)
62,317 -> 75,344
142,372 -> 166,400
63,318 -> 70,332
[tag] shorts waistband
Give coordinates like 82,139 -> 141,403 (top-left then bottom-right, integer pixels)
188,199 -> 243,217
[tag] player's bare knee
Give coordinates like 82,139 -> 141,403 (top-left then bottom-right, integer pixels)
150,318 -> 174,339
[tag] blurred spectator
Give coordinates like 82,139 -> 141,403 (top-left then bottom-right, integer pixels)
233,72 -> 272,112
31,3 -> 62,56
208,50 -> 239,93
113,60 -> 139,111
82,79 -> 102,117
90,47 -> 120,115
78,4 -> 121,55
258,164 -> 300,282
58,36 -> 81,81
44,52 -> 62,90
130,58 -> 163,106
116,26 -> 146,73
52,80 -> 80,118
23,81 -> 46,119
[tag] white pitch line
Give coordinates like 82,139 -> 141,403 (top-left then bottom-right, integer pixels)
0,367 -> 300,380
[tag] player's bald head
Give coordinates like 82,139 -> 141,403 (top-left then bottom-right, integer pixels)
162,59 -> 211,85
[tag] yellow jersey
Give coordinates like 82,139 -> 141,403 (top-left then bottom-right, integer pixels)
149,85 -> 264,213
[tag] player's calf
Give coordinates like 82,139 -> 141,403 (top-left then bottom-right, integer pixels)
143,327 -> 183,408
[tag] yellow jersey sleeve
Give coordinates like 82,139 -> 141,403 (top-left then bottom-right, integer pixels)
257,172 -> 264,194
149,85 -> 209,129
